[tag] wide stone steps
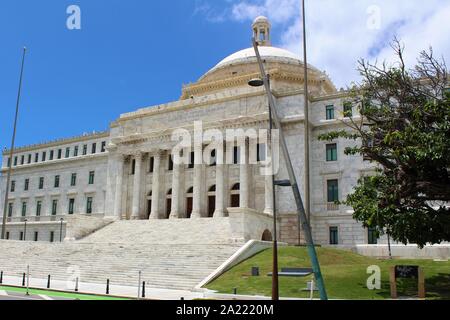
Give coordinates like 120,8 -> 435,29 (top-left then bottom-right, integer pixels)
0,218 -> 244,290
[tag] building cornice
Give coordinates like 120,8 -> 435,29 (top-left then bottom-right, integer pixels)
3,131 -> 110,155
1,152 -> 108,173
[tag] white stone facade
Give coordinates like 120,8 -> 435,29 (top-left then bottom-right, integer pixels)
1,17 -> 379,246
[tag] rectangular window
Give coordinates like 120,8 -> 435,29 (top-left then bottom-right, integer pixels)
83,145 -> 87,155
57,149 -> 62,159
326,144 -> 338,162
20,232 -> 24,241
39,177 -> 44,189
329,226 -> 339,245
101,141 -> 106,152
86,197 -> 93,214
36,201 -> 42,216
368,227 -> 378,244
7,157 -> 11,167
24,179 -> 29,191
131,159 -> 136,175
6,232 -> 9,240
68,198 -> 75,215
326,105 -> 335,120
34,153 -> 39,163
21,155 -> 25,165
168,155 -> 174,171
50,150 -> 54,160
10,180 -> 15,192
27,154 -> 31,164
65,147 -> 70,158
21,202 -> 27,217
149,157 -> 154,173
42,151 -> 46,162
92,143 -> 97,154
327,179 -> 339,203
34,231 -> 38,242
88,171 -> 95,185
188,152 -> 195,169
8,203 -> 13,217
233,146 -> 240,165
14,156 -> 18,166
51,200 -> 58,215
343,102 -> 353,117
71,173 -> 77,186
54,175 -> 60,188
50,231 -> 54,243
74,146 -> 79,157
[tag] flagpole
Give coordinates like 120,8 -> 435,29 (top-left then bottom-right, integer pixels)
302,0 -> 311,230
1,47 -> 27,239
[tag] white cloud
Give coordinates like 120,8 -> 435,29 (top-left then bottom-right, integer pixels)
199,0 -> 450,89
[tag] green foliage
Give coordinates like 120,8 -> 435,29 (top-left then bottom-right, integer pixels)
318,40 -> 450,247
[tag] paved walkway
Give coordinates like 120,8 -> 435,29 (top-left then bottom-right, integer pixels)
1,275 -> 204,300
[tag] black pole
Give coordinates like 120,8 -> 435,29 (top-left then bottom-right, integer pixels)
22,272 -> 25,286
0,271 -> 3,284
268,78 -> 279,301
1,47 -> 27,240
106,279 -> 110,294
142,281 -> 145,298
47,275 -> 51,289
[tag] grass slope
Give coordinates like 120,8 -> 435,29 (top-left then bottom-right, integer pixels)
206,247 -> 450,300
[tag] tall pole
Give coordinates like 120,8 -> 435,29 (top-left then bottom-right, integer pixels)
267,78 -> 279,300
1,47 -> 27,240
252,38 -> 328,300
302,0 -> 311,240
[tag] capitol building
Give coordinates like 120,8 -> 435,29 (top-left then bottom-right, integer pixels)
1,17 -> 377,247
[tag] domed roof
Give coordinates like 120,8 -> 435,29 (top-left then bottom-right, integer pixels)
200,46 -> 319,80
253,16 -> 270,24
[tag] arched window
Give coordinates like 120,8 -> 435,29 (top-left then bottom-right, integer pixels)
146,191 -> 152,219
165,189 -> 172,219
208,185 -> 216,217
231,183 -> 240,190
186,187 -> 193,218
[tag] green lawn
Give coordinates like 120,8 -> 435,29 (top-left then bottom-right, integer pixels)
206,247 -> 450,300
0,285 -> 131,300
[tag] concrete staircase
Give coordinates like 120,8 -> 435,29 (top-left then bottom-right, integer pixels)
0,218 -> 244,291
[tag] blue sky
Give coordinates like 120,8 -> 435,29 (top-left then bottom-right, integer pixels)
1,0 -> 449,149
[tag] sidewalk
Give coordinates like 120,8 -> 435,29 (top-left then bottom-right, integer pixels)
0,275 -> 204,300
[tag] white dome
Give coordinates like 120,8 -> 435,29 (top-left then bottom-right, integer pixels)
216,46 -> 301,68
253,16 -> 269,24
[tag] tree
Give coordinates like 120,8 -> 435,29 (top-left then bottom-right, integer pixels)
319,40 -> 450,247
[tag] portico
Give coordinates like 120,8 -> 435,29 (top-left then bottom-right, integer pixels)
110,134 -> 273,221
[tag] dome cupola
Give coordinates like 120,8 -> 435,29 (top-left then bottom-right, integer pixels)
252,16 -> 271,46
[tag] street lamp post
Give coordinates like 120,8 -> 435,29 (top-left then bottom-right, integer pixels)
251,38 -> 328,300
248,76 -> 279,300
1,47 -> 27,240
23,219 -> 27,241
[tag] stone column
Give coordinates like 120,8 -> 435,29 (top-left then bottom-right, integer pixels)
264,172 -> 274,215
191,144 -> 203,218
113,155 -> 125,219
150,151 -> 161,219
240,138 -> 249,208
214,143 -> 225,217
131,152 -> 142,219
169,152 -> 181,219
